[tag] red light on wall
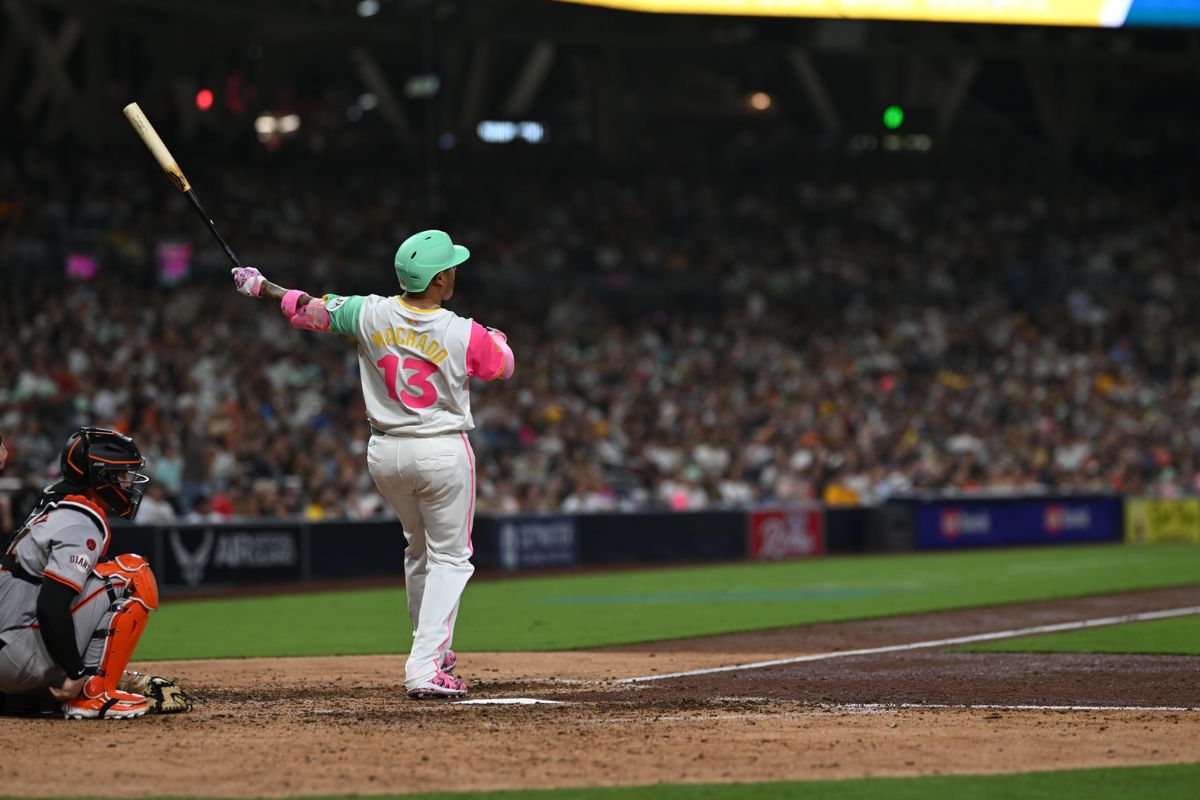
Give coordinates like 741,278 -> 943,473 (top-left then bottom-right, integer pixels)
195,88 -> 214,111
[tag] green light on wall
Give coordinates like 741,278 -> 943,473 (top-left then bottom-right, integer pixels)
883,105 -> 905,130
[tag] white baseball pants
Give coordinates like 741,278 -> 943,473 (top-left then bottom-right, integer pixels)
367,431 -> 476,690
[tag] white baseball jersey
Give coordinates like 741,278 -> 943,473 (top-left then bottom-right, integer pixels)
324,290 -> 510,692
326,294 -> 506,436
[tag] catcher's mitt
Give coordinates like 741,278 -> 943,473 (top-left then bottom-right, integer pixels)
118,671 -> 193,713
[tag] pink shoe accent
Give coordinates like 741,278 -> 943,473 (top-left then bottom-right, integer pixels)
408,670 -> 468,699
441,649 -> 457,674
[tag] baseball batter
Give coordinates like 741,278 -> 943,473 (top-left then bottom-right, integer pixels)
231,229 -> 515,698
0,427 -> 190,718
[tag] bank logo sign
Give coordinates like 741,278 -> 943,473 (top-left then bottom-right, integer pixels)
938,509 -> 991,540
497,516 -> 579,570
918,498 -> 1120,550
1044,504 -> 1092,534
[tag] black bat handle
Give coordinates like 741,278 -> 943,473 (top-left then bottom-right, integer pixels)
185,189 -> 243,270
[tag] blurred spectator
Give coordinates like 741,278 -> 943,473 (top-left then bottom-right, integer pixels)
2,145 -> 1198,526
183,495 -> 225,524
137,483 -> 178,525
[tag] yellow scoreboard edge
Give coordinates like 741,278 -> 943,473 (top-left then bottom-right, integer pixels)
554,0 -> 1135,28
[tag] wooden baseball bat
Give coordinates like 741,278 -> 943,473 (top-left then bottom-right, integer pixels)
122,101 -> 244,270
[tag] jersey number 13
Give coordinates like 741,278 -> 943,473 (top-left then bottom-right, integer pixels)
376,355 -> 439,409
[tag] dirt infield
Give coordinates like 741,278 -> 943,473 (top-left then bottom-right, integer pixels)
2,586 -> 1198,797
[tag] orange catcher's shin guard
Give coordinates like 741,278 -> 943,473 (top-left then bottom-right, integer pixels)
63,600 -> 152,719
63,555 -> 157,719
87,600 -> 150,697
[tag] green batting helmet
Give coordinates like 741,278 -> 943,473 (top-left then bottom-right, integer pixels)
394,230 -> 470,292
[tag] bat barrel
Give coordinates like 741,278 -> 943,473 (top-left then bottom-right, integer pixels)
124,100 -> 242,270
123,102 -> 192,193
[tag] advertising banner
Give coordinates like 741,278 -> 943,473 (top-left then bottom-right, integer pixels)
160,525 -> 307,589
915,497 -> 1121,550
1125,498 -> 1200,544
496,515 -> 579,570
747,507 -> 825,560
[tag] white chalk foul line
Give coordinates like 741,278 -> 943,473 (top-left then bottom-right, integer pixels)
618,604 -> 1200,684
577,703 -> 1197,725
829,702 -> 1198,713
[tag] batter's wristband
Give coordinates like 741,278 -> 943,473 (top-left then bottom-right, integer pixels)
281,289 -> 306,318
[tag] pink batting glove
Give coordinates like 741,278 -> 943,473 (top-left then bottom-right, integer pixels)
232,267 -> 266,297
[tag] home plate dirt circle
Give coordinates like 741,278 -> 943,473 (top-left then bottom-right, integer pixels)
0,586 -> 1196,798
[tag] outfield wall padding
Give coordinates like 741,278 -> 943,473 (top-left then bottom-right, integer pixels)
577,511 -> 746,564
108,493 -> 1124,593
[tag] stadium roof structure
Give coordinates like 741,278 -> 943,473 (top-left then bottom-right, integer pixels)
6,0 -> 1199,162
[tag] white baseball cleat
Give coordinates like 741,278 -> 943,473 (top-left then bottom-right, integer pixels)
407,670 -> 468,699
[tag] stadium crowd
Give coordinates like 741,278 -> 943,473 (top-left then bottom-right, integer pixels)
2,146 -> 1198,527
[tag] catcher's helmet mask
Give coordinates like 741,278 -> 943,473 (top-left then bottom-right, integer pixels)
57,427 -> 150,520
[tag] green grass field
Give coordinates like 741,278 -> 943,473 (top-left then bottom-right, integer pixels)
416,762 -> 1200,799
139,542 -> 1200,660
961,613 -> 1200,656
124,763 -> 1198,800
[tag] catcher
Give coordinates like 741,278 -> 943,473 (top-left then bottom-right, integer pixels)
0,427 -> 191,719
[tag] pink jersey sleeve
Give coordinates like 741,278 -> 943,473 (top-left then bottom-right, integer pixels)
466,321 -> 509,380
